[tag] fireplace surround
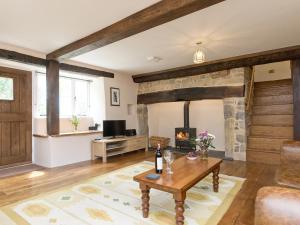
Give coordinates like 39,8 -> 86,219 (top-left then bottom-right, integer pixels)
137,68 -> 251,161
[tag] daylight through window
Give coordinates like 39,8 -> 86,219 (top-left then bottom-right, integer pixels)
0,76 -> 14,100
36,73 -> 91,117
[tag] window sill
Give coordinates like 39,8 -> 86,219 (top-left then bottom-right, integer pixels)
33,130 -> 102,138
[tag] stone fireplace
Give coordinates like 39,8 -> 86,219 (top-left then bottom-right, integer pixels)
137,68 -> 251,161
175,101 -> 196,150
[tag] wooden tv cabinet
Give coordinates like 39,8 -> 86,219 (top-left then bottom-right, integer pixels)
91,135 -> 148,163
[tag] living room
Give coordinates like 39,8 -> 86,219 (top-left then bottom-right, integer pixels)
0,0 -> 299,225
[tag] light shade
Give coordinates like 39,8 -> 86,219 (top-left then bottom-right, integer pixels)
193,49 -> 205,64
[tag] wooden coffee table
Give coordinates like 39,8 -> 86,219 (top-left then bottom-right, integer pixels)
133,157 -> 222,225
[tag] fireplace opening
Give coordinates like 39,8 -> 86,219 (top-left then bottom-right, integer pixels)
175,101 -> 196,150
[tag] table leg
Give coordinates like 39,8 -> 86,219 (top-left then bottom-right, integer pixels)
140,184 -> 150,218
213,165 -> 220,192
174,192 -> 186,225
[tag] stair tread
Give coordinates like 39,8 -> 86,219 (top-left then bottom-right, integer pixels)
248,79 -> 293,165
254,79 -> 292,85
253,95 -> 293,106
246,150 -> 280,165
247,148 -> 281,153
250,124 -> 293,128
248,135 -> 292,140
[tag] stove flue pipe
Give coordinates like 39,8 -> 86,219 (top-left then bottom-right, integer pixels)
184,101 -> 190,128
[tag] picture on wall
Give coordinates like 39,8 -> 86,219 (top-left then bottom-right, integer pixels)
110,87 -> 120,106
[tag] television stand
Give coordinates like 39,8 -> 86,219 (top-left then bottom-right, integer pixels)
91,135 -> 148,163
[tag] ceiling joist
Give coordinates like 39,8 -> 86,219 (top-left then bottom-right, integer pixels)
132,45 -> 300,83
0,48 -> 114,78
46,0 -> 225,61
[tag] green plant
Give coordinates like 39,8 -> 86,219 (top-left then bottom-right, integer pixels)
71,115 -> 80,131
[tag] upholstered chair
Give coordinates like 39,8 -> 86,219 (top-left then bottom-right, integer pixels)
255,186 -> 300,225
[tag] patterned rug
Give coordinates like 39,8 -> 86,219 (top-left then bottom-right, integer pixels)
0,161 -> 245,225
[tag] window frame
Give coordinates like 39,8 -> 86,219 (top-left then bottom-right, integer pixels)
0,76 -> 14,101
35,72 -> 91,117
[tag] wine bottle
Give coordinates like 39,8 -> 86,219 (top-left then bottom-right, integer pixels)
155,143 -> 163,174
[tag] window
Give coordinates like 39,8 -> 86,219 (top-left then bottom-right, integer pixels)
36,73 -> 91,117
0,77 -> 14,100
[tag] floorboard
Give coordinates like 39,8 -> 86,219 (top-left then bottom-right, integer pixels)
0,150 -> 280,225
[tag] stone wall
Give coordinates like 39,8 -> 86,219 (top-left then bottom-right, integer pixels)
223,98 -> 246,160
138,69 -> 245,95
137,67 -> 250,161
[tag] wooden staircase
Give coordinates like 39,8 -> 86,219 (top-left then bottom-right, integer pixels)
247,79 -> 294,164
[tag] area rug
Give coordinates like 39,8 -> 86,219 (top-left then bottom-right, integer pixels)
0,161 -> 245,225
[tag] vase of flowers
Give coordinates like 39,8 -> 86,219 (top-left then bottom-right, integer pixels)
194,131 -> 215,160
71,115 -> 80,132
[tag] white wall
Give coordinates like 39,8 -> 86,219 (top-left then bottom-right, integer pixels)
90,77 -> 106,125
34,133 -> 100,168
104,73 -> 138,129
148,100 -> 225,151
254,61 -> 291,82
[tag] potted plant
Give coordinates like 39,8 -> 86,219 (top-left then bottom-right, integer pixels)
71,115 -> 80,132
190,131 -> 215,160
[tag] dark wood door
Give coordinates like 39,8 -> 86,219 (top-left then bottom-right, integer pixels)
0,66 -> 32,166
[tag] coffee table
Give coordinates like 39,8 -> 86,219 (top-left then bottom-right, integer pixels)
133,157 -> 222,225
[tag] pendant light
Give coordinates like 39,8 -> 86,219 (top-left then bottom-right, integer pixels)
193,42 -> 205,64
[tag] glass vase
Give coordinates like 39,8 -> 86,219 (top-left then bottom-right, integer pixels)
199,146 -> 209,160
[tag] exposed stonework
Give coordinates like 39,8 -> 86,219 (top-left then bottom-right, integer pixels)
138,68 -> 245,95
137,104 -> 148,136
223,98 -> 246,160
137,68 -> 251,161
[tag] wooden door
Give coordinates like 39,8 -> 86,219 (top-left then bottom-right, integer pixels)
0,66 -> 32,166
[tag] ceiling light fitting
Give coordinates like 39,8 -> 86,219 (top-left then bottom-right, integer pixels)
193,42 -> 205,64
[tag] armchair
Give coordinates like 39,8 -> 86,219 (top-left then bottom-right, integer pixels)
255,186 -> 300,225
276,141 -> 300,188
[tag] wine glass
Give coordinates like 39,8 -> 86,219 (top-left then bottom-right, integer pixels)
164,150 -> 174,174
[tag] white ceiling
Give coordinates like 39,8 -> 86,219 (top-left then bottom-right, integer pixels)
1,0 -> 300,75
0,0 -> 158,53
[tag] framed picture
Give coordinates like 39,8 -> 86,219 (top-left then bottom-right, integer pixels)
110,87 -> 120,106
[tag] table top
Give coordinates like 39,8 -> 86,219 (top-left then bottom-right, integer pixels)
133,157 -> 222,193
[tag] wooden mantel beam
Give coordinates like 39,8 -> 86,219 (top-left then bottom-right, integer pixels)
0,48 -> 114,78
137,85 -> 245,104
133,45 -> 300,83
46,0 -> 225,60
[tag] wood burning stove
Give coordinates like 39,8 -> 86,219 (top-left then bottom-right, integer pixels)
175,101 -> 196,150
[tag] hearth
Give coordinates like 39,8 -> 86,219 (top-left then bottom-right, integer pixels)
175,101 -> 196,150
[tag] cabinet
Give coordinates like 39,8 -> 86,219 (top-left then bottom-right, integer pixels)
92,135 -> 148,163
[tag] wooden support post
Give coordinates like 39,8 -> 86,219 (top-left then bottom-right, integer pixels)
291,59 -> 300,140
46,60 -> 60,135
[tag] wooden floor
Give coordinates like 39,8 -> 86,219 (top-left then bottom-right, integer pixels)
0,150 -> 279,225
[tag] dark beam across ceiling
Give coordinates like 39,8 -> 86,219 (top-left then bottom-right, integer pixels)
137,85 -> 245,104
46,0 -> 225,61
132,45 -> 300,83
0,48 -> 114,78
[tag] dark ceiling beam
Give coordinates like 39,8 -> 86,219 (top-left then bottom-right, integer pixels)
59,63 -> 113,78
0,48 -> 47,66
0,48 -> 114,77
46,0 -> 225,61
132,45 -> 300,83
137,85 -> 245,104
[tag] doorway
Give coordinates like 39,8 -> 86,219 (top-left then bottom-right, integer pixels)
0,66 -> 32,167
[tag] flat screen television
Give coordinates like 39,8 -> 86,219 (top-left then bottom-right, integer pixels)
103,120 -> 126,137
